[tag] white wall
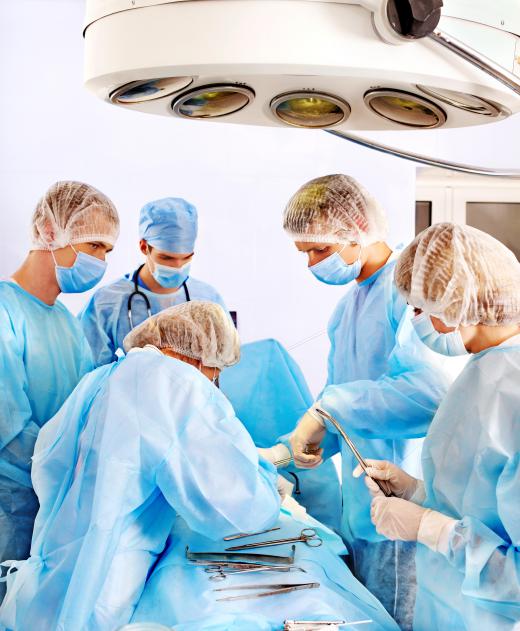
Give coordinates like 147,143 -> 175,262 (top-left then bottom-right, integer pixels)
1,0 -> 418,396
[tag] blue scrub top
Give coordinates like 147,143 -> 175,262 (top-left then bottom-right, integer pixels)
414,336 -> 520,631
319,258 -> 452,543
79,272 -> 228,367
0,280 -> 93,487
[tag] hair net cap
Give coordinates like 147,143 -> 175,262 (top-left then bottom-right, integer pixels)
123,300 -> 240,369
283,174 -> 389,247
395,222 -> 520,327
139,197 -> 198,253
31,181 -> 120,251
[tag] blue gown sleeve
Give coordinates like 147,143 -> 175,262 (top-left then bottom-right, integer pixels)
78,294 -> 117,368
0,304 -> 34,486
320,297 -> 451,440
445,454 -> 520,621
155,381 -> 281,539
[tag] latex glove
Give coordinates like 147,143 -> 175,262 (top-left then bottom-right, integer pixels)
353,459 -> 419,499
371,496 -> 428,541
276,475 -> 294,499
258,444 -> 291,466
289,411 -> 326,469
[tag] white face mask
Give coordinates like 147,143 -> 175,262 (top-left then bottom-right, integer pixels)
412,312 -> 468,357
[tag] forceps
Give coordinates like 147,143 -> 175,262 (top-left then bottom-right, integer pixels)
205,564 -> 303,581
223,527 -> 281,541
214,581 -> 319,602
314,407 -> 393,497
284,620 -> 373,629
225,528 -> 322,551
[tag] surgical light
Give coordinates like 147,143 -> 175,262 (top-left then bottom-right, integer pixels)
364,89 -> 446,128
416,85 -> 503,117
84,0 -> 520,175
172,85 -> 254,119
110,77 -> 193,104
270,92 -> 350,128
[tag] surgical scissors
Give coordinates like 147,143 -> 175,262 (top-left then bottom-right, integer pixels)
214,582 -> 319,602
225,528 -> 322,551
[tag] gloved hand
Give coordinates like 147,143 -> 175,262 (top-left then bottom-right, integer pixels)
289,410 -> 326,469
258,444 -> 291,466
371,496 -> 457,553
353,459 -> 419,499
370,496 -> 427,541
276,475 -> 294,499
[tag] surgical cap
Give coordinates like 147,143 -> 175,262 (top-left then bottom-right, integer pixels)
139,197 -> 198,253
395,222 -> 520,327
283,174 -> 388,246
123,301 -> 240,369
31,181 -> 119,251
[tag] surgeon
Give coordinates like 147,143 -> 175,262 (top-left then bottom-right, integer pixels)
80,196 -> 228,367
279,175 -> 453,630
362,223 -> 520,630
0,301 -> 280,631
0,181 -> 119,597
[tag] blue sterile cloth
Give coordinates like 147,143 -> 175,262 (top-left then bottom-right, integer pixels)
132,508 -> 400,631
220,339 -> 341,531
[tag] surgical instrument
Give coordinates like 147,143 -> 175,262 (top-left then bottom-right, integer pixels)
314,407 -> 393,497
225,528 -> 322,551
186,545 -> 296,565
206,565 -> 305,581
274,456 -> 293,467
223,527 -> 281,541
214,582 -> 319,602
284,621 -> 372,630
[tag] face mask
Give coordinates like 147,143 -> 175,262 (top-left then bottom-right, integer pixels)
148,255 -> 191,289
412,312 -> 468,357
53,246 -> 107,293
309,245 -> 362,285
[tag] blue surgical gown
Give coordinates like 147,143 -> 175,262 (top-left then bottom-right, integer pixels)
79,273 -> 228,366
132,508 -> 400,631
0,349 -> 280,631
318,258 -> 452,629
415,335 -> 520,630
220,339 -> 341,530
0,281 -> 93,578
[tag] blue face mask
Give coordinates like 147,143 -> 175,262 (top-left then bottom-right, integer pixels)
412,312 -> 468,357
309,246 -> 362,285
151,260 -> 191,288
53,246 -> 107,293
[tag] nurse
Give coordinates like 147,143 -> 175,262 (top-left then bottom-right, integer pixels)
0,301 -> 280,631
80,197 -> 228,366
280,174 -> 452,630
365,223 -> 520,630
0,181 -> 119,592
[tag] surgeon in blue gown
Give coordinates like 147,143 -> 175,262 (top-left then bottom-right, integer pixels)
80,196 -> 228,367
0,181 -> 119,598
280,175 -> 454,630
220,338 -> 341,531
365,223 -> 520,631
0,302 -> 280,631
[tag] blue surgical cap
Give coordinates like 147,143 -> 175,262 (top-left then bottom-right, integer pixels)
139,197 -> 198,253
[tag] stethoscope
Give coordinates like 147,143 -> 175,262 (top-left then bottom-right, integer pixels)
127,263 -> 191,330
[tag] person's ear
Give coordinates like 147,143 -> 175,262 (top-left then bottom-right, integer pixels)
139,239 -> 149,256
